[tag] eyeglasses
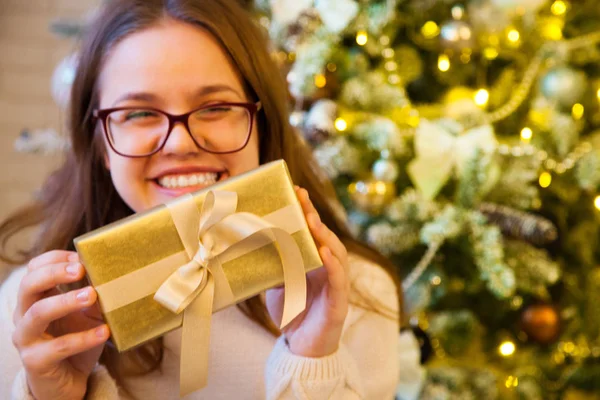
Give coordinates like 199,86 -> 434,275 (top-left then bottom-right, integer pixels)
93,102 -> 262,158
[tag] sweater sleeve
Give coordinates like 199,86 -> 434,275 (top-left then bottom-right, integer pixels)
0,267 -> 120,400
10,364 -> 120,400
264,255 -> 400,400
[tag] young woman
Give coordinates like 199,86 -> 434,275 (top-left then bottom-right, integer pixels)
0,1 -> 401,398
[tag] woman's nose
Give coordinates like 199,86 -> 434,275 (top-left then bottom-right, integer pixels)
161,122 -> 204,156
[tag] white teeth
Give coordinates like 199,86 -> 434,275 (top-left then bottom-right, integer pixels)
158,173 -> 218,189
178,176 -> 187,187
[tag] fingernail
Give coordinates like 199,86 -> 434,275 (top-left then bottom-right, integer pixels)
68,253 -> 79,263
66,263 -> 81,276
76,289 -> 90,302
95,325 -> 107,338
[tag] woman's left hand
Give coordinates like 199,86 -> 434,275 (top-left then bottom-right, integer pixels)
265,186 -> 350,357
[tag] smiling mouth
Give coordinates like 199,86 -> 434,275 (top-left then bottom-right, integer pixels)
155,172 -> 223,189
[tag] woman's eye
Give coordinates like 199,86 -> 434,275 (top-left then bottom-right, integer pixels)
125,110 -> 157,120
204,106 -> 232,114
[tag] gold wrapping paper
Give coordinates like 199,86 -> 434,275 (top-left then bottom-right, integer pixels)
74,160 -> 322,352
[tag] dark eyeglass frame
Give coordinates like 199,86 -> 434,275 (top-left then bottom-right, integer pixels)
92,101 -> 262,158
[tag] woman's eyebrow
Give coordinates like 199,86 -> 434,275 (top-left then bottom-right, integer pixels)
190,84 -> 243,99
113,92 -> 157,106
112,85 -> 243,106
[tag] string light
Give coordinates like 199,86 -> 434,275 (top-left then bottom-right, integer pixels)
379,35 -> 390,46
275,51 -> 287,64
511,296 -> 523,309
314,74 -> 326,88
551,0 -> 568,16
594,196 -> 600,210
545,159 -> 558,169
507,29 -> 521,43
572,103 -> 584,119
385,61 -> 398,71
564,342 -> 576,353
474,89 -> 490,107
326,63 -> 337,72
431,275 -> 442,286
374,181 -> 388,194
356,31 -> 368,46
451,5 -> 464,20
499,341 -> 516,356
259,17 -> 270,28
334,118 -> 347,132
505,375 -> 519,388
521,127 -> 533,142
382,48 -> 395,58
388,74 -> 401,85
483,47 -> 499,60
542,18 -> 564,40
421,21 -> 440,39
438,54 -> 450,71
597,88 -> 600,101
539,172 -> 552,188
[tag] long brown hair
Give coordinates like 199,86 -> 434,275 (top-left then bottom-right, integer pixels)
0,0 -> 401,385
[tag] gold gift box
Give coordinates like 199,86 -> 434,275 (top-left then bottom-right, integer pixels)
74,160 -> 322,352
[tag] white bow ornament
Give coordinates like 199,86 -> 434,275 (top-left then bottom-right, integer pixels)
407,118 -> 498,200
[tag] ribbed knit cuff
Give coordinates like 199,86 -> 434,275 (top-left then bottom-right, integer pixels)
265,336 -> 365,399
86,364 -> 119,399
11,365 -> 118,400
267,335 -> 347,381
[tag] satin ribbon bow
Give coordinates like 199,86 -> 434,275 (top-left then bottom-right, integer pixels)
154,190 -> 307,397
407,118 -> 498,200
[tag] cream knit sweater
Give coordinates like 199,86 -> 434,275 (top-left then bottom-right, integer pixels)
0,254 -> 400,399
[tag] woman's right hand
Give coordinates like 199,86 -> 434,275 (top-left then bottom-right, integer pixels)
11,250 -> 110,400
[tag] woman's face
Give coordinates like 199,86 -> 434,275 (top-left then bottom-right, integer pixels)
97,19 -> 260,213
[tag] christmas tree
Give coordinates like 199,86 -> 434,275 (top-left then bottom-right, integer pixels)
254,0 -> 600,398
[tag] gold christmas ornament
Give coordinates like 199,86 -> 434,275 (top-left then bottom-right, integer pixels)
442,86 -> 476,104
440,20 -> 475,51
348,179 -> 397,215
391,46 -> 424,84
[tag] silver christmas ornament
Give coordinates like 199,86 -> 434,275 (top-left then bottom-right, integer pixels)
540,66 -> 587,108
372,158 -> 400,182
